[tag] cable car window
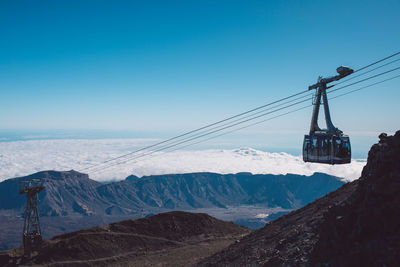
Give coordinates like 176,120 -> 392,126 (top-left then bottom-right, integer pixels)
304,140 -> 311,154
321,138 -> 328,156
312,138 -> 318,148
312,137 -> 318,156
342,139 -> 350,156
342,141 -> 349,149
335,138 -> 346,158
304,139 -> 310,150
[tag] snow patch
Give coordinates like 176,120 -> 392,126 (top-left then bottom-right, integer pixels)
255,213 -> 269,219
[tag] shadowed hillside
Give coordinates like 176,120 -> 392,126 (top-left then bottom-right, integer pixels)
0,171 -> 344,250
0,211 -> 251,266
0,171 -> 344,216
197,131 -> 400,266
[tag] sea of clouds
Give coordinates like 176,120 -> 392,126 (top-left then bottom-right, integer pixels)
0,139 -> 366,182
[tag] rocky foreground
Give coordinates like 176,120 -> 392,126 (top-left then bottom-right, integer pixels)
0,211 -> 250,266
197,131 -> 400,266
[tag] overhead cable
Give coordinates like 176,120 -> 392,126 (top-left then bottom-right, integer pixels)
90,69 -> 400,174
334,58 -> 400,86
83,52 -> 400,173
353,51 -> 400,73
79,88 -> 310,172
126,73 -> 400,168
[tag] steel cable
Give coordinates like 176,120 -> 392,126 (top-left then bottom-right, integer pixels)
82,52 -> 400,174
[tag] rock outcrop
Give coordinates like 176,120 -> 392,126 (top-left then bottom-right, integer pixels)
310,131 -> 400,266
198,131 -> 400,266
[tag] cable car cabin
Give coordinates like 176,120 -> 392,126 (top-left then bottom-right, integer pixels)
303,65 -> 354,165
303,134 -> 351,164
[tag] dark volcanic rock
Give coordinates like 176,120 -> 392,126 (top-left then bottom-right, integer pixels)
198,131 -> 400,267
310,131 -> 400,266
0,211 -> 251,266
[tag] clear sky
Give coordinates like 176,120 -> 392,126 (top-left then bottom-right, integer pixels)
1,0 -> 399,156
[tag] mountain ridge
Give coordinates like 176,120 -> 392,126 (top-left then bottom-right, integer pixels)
0,171 -> 344,251
0,171 -> 344,216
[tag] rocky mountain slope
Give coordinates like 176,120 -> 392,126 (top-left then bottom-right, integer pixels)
0,211 -> 251,266
0,170 -> 102,216
0,171 -> 343,216
0,170 -> 343,251
197,131 -> 400,266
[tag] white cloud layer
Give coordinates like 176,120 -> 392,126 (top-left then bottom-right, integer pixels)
0,139 -> 366,182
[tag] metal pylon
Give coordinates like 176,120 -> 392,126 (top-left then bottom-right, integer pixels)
19,179 -> 44,257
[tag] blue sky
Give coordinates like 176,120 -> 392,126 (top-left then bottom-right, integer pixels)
1,0 -> 399,157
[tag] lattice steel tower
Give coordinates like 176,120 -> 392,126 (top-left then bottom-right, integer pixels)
19,179 -> 44,257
